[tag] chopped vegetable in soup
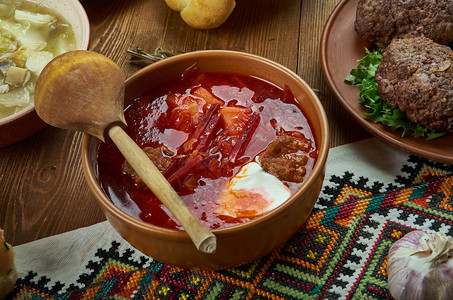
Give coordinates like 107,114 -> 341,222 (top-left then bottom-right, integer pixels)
0,0 -> 76,119
97,67 -> 318,230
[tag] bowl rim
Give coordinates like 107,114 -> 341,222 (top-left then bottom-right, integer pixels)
0,0 -> 91,127
82,50 -> 330,240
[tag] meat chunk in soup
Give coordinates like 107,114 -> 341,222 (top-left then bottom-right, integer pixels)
259,134 -> 312,183
122,145 -> 174,187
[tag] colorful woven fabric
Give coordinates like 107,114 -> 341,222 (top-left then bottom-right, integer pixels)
8,149 -> 453,300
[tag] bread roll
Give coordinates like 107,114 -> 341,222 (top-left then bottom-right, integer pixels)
0,230 -> 17,300
165,0 -> 236,29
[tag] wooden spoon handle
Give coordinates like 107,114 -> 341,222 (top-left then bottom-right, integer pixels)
107,125 -> 216,253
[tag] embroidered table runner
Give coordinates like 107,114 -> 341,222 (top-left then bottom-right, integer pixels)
8,138 -> 453,299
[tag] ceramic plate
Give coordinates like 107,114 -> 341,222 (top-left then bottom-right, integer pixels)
320,0 -> 453,165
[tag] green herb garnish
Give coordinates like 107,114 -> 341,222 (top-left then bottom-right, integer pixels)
345,48 -> 446,140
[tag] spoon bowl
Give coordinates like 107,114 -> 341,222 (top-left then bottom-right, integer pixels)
35,51 -> 126,141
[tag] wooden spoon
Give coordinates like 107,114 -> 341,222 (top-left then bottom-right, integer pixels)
34,50 -> 216,254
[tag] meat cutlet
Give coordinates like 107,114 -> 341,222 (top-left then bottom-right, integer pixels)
375,36 -> 453,133
355,0 -> 453,48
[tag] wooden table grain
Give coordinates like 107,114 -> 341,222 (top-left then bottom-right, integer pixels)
0,0 -> 371,246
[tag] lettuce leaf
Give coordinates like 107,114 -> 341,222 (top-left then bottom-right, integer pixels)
345,48 -> 446,140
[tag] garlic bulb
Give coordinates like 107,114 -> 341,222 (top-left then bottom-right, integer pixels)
387,230 -> 453,300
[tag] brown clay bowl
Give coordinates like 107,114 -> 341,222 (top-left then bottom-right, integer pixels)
81,50 -> 329,270
0,0 -> 90,147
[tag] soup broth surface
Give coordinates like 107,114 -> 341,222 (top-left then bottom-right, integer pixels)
97,68 -> 318,230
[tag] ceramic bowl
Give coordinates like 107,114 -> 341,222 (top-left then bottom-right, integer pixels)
0,0 -> 90,147
81,50 -> 329,270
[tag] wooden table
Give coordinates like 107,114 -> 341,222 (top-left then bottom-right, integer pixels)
0,0 -> 371,246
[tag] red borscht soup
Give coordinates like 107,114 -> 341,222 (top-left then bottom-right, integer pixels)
97,66 -> 318,230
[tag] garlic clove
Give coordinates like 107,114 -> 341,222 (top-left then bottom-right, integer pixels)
0,229 -> 17,299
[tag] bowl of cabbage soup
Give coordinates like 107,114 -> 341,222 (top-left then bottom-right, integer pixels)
0,0 -> 90,146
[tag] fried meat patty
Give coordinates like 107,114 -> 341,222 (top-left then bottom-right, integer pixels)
375,36 -> 453,132
355,0 -> 453,48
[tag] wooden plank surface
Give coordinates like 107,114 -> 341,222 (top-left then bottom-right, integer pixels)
0,0 -> 371,246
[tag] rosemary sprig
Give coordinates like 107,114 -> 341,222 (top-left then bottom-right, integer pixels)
127,47 -> 177,65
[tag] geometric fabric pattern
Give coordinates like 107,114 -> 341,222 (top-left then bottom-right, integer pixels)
8,154 -> 453,299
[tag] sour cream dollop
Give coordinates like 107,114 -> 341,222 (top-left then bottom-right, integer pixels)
215,162 -> 291,218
